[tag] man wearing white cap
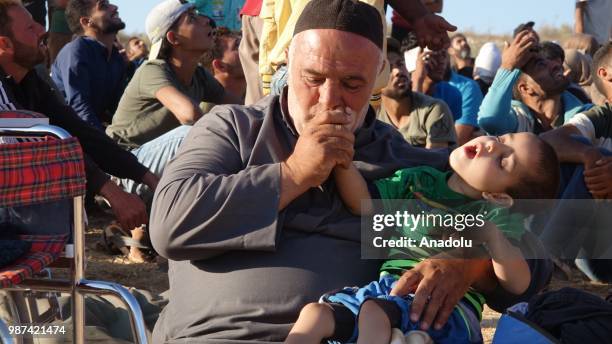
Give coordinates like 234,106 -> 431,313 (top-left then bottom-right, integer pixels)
473,42 -> 502,96
107,0 -> 240,150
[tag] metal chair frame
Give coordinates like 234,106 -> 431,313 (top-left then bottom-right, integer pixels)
0,124 -> 149,344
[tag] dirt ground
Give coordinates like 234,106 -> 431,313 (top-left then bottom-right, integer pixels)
85,209 -> 611,343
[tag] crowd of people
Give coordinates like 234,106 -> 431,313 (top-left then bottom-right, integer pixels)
1,0 -> 612,343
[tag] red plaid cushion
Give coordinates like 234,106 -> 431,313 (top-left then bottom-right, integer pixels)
0,110 -> 47,119
0,234 -> 68,288
0,137 -> 86,208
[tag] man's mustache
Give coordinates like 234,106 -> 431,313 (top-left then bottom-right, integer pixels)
310,107 -> 358,118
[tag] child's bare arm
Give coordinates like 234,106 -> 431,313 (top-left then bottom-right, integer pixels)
483,225 -> 531,295
333,164 -> 373,215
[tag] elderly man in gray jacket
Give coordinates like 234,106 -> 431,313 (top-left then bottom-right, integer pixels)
150,0 -> 552,342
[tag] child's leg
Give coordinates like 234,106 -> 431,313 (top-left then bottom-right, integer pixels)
285,303 -> 335,344
356,299 -> 399,344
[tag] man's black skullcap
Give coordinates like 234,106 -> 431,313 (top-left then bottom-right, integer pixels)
293,0 -> 383,50
513,21 -> 536,38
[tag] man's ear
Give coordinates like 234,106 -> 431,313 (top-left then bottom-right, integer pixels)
166,31 -> 178,46
482,192 -> 514,208
0,36 -> 14,57
517,80 -> 533,98
597,66 -> 612,84
79,16 -> 90,29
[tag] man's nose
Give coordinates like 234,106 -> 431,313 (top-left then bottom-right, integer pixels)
318,80 -> 342,108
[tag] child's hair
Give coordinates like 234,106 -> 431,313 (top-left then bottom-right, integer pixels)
505,137 -> 560,200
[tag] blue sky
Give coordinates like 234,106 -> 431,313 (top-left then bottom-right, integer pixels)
113,0 -> 575,36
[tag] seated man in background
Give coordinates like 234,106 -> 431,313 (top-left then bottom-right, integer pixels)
540,41 -> 592,104
124,36 -> 148,84
200,27 -> 246,102
478,30 -> 592,135
448,33 -> 474,78
447,54 -> 483,145
378,38 -> 456,148
106,0 -> 240,151
52,0 -> 127,130
0,0 -> 158,262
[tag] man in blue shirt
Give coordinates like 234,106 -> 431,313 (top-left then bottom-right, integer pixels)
449,70 -> 483,145
51,0 -> 127,130
478,30 -> 592,135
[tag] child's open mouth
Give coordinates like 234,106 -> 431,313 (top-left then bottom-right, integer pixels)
464,144 -> 478,159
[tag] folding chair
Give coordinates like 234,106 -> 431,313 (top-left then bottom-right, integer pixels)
0,111 -> 149,344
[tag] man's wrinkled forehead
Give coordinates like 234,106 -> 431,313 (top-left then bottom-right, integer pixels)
293,31 -> 381,79
294,29 -> 381,57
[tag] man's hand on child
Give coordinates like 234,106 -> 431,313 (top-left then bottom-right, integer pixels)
390,258 -> 482,331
